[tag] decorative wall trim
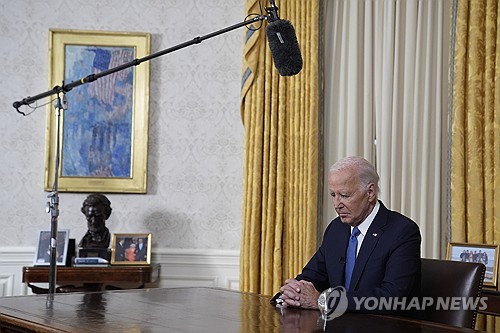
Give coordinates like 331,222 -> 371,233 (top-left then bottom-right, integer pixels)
153,248 -> 240,266
0,274 -> 15,297
0,247 -> 35,262
152,248 -> 240,290
0,247 -> 240,296
0,247 -> 34,296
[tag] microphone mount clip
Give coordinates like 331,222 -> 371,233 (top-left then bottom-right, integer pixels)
265,0 -> 280,23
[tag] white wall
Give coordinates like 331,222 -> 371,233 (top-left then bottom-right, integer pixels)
0,0 -> 245,295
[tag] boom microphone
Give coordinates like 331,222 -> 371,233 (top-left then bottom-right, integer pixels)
265,1 -> 303,76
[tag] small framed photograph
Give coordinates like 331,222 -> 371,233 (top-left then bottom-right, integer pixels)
34,229 -> 70,266
111,233 -> 151,265
447,242 -> 499,288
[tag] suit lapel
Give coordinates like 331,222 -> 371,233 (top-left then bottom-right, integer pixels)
349,202 -> 388,290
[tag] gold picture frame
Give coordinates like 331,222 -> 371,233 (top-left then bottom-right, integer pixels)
446,242 -> 499,288
44,29 -> 150,193
110,233 -> 152,265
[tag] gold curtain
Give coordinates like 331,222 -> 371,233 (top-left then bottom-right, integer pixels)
450,0 -> 500,331
240,0 -> 321,296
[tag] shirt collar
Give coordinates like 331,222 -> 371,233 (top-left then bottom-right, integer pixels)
352,200 -> 380,236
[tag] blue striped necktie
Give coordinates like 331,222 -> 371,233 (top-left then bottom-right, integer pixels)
345,226 -> 361,291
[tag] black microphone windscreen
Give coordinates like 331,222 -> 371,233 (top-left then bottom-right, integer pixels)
266,19 -> 303,76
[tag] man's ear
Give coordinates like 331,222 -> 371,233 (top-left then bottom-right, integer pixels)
367,183 -> 376,201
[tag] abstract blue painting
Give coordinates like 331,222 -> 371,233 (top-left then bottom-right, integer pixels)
62,45 -> 134,178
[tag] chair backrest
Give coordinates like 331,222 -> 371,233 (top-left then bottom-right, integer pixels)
419,258 -> 485,328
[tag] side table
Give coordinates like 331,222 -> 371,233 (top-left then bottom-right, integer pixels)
22,263 -> 161,293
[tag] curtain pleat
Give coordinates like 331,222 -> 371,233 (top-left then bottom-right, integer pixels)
240,0 -> 321,296
450,0 -> 500,330
323,0 -> 448,259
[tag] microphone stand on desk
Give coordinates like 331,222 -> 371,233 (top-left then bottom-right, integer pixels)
45,94 -> 66,306
12,12 -> 271,306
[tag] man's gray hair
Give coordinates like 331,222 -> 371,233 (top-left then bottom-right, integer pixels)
330,156 -> 380,195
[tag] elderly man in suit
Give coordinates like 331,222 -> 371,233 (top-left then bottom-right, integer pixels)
135,238 -> 147,261
277,156 -> 421,312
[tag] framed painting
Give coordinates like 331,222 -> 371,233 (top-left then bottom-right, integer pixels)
44,29 -> 150,193
447,242 -> 499,288
110,233 -> 152,265
34,229 -> 70,266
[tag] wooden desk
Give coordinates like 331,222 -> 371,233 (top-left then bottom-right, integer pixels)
22,264 -> 160,293
0,287 -> 486,332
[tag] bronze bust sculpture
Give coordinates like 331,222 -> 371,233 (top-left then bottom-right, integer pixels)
79,193 -> 112,249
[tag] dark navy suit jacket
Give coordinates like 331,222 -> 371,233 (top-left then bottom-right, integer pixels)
297,201 -> 421,312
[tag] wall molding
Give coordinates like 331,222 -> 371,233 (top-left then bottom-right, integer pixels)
0,247 -> 240,296
153,248 -> 240,290
154,248 -> 240,267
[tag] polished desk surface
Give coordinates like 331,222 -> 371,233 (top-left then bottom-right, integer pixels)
0,287 -> 485,333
